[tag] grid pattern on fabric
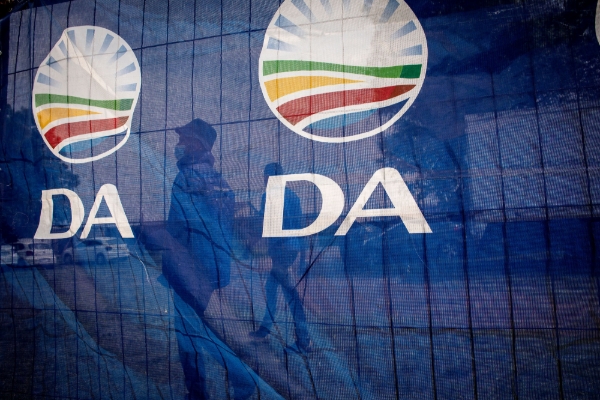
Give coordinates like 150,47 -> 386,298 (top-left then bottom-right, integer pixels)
0,0 -> 599,399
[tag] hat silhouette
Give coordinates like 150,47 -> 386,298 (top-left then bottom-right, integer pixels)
175,119 -> 217,150
264,162 -> 284,177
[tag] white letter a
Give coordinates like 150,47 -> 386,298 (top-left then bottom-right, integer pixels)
81,184 -> 134,239
335,168 -> 431,235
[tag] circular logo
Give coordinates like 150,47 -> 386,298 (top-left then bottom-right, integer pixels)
32,26 -> 141,163
259,0 -> 427,143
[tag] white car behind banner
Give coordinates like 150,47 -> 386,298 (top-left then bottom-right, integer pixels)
62,237 -> 129,265
10,239 -> 56,267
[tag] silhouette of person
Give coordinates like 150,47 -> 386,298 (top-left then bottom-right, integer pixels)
250,163 -> 311,353
155,118 -> 256,399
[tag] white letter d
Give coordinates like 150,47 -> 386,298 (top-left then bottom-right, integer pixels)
34,189 -> 85,239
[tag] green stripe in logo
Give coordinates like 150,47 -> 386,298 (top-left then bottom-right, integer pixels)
35,94 -> 134,111
263,61 -> 422,79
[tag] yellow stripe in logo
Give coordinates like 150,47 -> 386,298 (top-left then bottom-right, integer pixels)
264,76 -> 362,101
37,108 -> 101,129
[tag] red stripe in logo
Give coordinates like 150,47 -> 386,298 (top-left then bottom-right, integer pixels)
45,117 -> 130,149
277,85 -> 415,126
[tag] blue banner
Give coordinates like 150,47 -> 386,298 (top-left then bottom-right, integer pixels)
1,0 -> 600,398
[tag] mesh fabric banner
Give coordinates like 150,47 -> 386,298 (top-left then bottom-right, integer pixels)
1,0 -> 600,398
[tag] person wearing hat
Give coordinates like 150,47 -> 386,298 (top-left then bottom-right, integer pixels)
167,118 -> 232,307
161,118 -> 256,399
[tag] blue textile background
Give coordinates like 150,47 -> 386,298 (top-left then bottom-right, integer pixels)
1,0 -> 600,398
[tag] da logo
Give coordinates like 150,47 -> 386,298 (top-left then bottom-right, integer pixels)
259,0 -> 427,143
32,26 -> 141,163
